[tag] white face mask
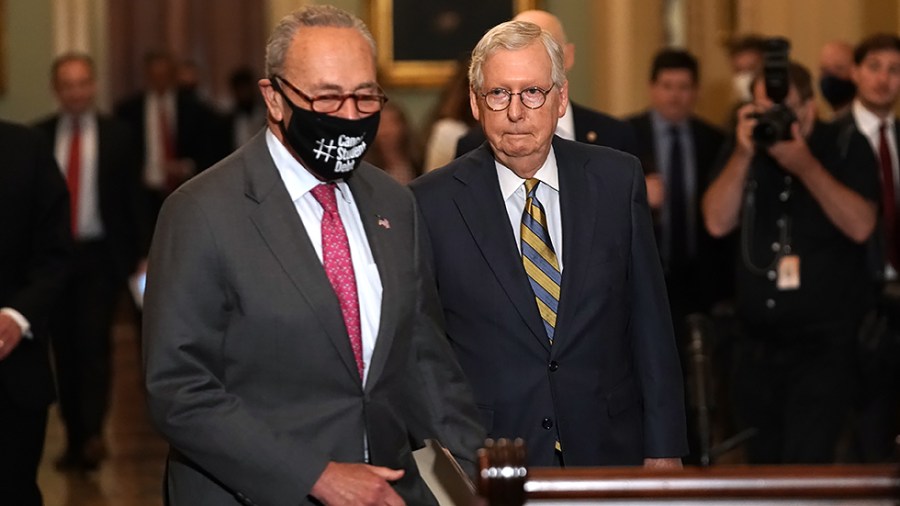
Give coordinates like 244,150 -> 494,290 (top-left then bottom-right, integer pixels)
732,71 -> 755,102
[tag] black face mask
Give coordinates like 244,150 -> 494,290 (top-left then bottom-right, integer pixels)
274,85 -> 380,181
819,74 -> 857,109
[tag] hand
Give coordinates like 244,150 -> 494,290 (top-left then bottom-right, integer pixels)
643,457 -> 683,470
767,122 -> 816,178
0,313 -> 24,361
310,462 -> 406,506
734,103 -> 759,156
645,174 -> 665,210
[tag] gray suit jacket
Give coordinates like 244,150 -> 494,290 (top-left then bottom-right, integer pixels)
143,130 -> 483,506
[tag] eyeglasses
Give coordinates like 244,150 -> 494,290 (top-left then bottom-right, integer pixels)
272,75 -> 388,114
479,84 -> 555,111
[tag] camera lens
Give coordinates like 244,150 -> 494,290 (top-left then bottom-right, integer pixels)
752,120 -> 780,147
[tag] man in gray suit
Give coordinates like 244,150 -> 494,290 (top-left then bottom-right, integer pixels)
142,5 -> 483,505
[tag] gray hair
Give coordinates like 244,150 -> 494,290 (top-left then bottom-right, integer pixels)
468,20 -> 566,92
265,5 -> 376,77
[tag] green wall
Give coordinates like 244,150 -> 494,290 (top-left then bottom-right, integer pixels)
0,0 -> 56,124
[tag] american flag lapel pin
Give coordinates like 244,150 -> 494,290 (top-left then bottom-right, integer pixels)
377,215 -> 391,229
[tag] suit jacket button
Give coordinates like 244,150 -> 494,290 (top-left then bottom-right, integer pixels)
542,417 -> 553,430
548,361 -> 559,372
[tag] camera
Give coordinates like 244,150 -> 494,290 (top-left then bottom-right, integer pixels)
751,37 -> 796,147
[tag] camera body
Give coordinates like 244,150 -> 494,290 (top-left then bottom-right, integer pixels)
751,38 -> 796,148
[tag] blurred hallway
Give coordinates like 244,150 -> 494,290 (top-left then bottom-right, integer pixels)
38,309 -> 167,506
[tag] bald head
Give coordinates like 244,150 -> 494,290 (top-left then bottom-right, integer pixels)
513,9 -> 575,72
820,40 -> 854,78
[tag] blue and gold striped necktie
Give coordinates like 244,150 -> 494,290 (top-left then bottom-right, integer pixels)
520,178 -> 561,343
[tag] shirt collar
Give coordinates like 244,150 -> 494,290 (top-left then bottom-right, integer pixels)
495,146 -> 560,201
650,109 -> 688,134
555,102 -> 575,141
265,128 -> 351,203
60,111 -> 96,131
853,98 -> 894,135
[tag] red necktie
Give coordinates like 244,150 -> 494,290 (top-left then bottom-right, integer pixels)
311,183 -> 365,379
67,117 -> 81,236
878,122 -> 898,267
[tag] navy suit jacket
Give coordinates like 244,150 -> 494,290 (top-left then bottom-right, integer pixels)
411,136 -> 687,466
626,111 -> 730,312
454,102 -> 639,158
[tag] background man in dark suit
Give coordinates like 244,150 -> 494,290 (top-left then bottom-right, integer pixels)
627,49 -> 728,320
454,10 -> 638,159
835,33 -> 900,462
0,121 -> 72,505
627,48 -> 728,465
114,50 -> 228,254
143,6 -> 482,505
411,20 -> 686,468
34,53 -> 142,471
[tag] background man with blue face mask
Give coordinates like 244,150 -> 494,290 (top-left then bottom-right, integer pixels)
142,5 -> 483,505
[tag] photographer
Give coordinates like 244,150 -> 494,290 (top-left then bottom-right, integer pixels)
702,57 -> 879,464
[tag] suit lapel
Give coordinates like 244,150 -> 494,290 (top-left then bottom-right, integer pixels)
346,168 -> 399,391
554,138 -> 599,353
243,132 -> 361,384
453,146 -> 550,352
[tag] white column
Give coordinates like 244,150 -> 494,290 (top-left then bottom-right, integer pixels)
53,0 -> 91,53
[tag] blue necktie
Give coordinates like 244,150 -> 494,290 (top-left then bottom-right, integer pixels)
521,179 -> 561,343
668,125 -> 687,269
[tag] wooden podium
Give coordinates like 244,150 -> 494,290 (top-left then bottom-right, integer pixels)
477,439 -> 900,505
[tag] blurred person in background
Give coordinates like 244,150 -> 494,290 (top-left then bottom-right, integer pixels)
819,40 -> 857,117
34,52 -> 142,472
703,60 -> 878,464
115,50 -> 228,255
364,102 -> 421,184
627,49 -> 729,464
423,56 -> 477,172
727,35 -> 767,104
834,33 -> 900,463
225,67 -> 267,151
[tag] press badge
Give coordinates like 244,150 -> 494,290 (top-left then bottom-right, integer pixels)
776,255 -> 800,290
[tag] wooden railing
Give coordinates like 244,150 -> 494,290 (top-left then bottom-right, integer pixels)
477,439 -> 900,505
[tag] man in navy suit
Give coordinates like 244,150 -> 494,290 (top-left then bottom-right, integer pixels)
454,10 -> 638,159
34,53 -> 142,471
412,20 -> 686,468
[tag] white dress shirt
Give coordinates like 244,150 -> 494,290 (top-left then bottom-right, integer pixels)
496,147 -> 564,272
265,129 -> 382,385
144,91 -> 178,190
853,99 -> 899,278
853,99 -> 899,203
55,112 -> 104,240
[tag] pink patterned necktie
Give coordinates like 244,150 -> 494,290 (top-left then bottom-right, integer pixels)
311,183 -> 365,379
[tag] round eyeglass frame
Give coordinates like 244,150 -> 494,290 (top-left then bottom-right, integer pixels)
478,84 -> 556,112
272,74 -> 388,114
